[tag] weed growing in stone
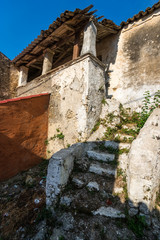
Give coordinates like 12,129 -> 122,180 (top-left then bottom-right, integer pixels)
56,132 -> 64,139
91,119 -> 101,133
103,127 -> 117,140
107,113 -> 115,123
120,128 -> 138,137
44,139 -> 49,145
125,210 -> 147,237
45,129 -> 65,146
137,90 -> 160,130
117,168 -> 124,177
101,98 -> 107,105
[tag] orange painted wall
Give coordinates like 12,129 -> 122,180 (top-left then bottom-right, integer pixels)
0,94 -> 50,181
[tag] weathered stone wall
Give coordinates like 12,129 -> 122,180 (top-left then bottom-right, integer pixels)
9,63 -> 19,98
17,54 -> 105,155
0,52 -> 10,100
97,9 -> 160,109
127,108 -> 160,211
0,52 -> 19,100
0,94 -> 50,181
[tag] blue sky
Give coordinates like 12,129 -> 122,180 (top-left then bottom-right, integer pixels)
0,0 -> 158,60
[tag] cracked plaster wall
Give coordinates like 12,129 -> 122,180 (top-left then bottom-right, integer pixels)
97,9 -> 160,110
17,54 -> 105,155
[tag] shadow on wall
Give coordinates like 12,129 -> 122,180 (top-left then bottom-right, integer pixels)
105,34 -> 120,98
97,33 -> 120,98
0,133 -> 43,181
0,94 -> 50,181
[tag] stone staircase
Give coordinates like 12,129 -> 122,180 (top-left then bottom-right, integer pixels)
45,105 -> 160,240
49,140 -> 137,240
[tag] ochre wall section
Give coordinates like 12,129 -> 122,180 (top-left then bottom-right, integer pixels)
0,94 -> 50,181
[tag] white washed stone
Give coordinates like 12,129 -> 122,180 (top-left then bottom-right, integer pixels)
104,141 -> 119,150
42,50 -> 54,75
89,164 -> 115,176
119,143 -> 131,150
81,21 -> 97,56
139,203 -> 150,215
128,208 -> 138,216
114,187 -> 123,194
117,153 -> 129,173
87,182 -> 99,191
92,207 -> 125,218
87,150 -> 115,162
60,196 -> 72,207
100,99 -> 120,118
46,148 -> 75,207
72,178 -> 84,188
18,66 -> 28,86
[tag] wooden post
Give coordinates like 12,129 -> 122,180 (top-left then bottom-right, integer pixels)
72,32 -> 80,60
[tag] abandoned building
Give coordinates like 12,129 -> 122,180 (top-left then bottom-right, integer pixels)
0,2 -> 160,239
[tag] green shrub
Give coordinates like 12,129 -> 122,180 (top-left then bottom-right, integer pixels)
137,90 -> 160,130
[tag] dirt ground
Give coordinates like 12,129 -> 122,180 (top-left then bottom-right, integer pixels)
0,159 -> 49,240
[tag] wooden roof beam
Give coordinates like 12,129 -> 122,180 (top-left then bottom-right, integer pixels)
26,55 -> 43,67
30,64 -> 42,70
44,48 -> 55,55
53,47 -> 72,66
64,23 -> 75,32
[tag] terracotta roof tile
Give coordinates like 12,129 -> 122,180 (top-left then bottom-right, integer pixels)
120,1 -> 160,27
12,5 -> 94,64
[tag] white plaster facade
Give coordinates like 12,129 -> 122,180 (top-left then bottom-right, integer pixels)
17,54 -> 105,154
97,9 -> 160,110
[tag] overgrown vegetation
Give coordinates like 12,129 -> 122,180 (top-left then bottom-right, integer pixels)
95,90 -> 160,143
125,210 -> 147,237
137,90 -> 160,129
91,119 -> 101,133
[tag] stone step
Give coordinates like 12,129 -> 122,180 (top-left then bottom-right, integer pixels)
119,142 -> 131,150
104,141 -> 131,150
115,134 -> 134,142
104,141 -> 119,150
71,172 -> 115,193
87,150 -> 115,162
92,206 -> 125,218
89,163 -> 115,176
